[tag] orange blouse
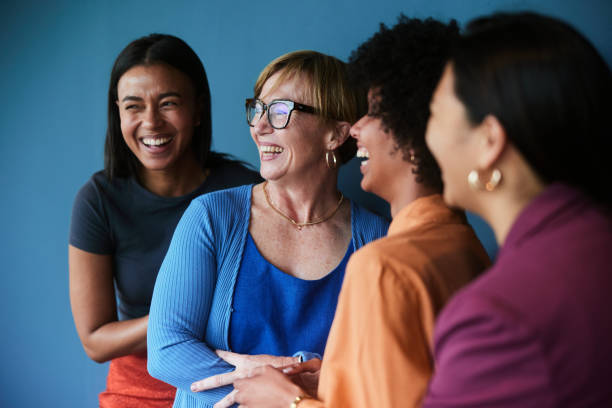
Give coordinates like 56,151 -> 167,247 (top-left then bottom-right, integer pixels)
301,194 -> 490,408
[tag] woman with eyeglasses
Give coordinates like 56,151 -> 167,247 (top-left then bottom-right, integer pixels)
147,50 -> 389,407
423,12 -> 612,406
68,34 -> 262,407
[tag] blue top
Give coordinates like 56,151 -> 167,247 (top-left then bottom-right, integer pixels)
147,184 -> 389,408
229,234 -> 354,357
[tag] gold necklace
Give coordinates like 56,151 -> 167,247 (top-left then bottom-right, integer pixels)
263,181 -> 344,231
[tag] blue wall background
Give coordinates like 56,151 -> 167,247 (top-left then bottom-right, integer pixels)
1,1 -> 609,406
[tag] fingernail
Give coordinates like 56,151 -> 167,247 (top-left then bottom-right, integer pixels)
190,385 -> 197,392
282,367 -> 294,374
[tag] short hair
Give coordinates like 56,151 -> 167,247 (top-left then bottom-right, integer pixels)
104,34 -> 215,179
253,50 -> 366,164
347,15 -> 460,191
452,12 -> 612,207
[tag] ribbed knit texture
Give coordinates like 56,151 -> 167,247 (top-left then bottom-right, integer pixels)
147,185 -> 388,408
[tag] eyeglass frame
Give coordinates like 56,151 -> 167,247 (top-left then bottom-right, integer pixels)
245,98 -> 316,130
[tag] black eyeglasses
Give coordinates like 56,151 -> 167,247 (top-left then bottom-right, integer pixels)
245,98 -> 316,129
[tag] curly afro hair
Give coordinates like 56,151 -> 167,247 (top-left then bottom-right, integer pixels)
347,15 -> 459,191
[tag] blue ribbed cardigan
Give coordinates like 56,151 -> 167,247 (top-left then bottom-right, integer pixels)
147,185 -> 388,408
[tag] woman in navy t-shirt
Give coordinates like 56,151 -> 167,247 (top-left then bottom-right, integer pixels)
69,34 -> 261,408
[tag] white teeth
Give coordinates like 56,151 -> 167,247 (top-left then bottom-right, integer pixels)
260,145 -> 284,153
360,159 -> 369,167
356,147 -> 370,158
142,137 -> 172,146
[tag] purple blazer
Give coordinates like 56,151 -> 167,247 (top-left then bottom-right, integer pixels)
424,183 -> 612,407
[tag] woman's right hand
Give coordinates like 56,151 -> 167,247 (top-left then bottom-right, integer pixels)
69,245 -> 147,362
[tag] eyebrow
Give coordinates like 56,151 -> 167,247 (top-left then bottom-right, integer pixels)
120,92 -> 182,102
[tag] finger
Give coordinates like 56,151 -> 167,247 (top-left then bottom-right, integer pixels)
216,349 -> 244,366
213,389 -> 238,408
282,358 -> 321,374
273,355 -> 300,368
191,371 -> 242,392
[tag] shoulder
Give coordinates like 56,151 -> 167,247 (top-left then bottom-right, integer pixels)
73,170 -> 133,203
192,184 -> 252,209
346,237 -> 424,296
426,288 -> 553,405
185,185 -> 253,238
206,155 -> 262,189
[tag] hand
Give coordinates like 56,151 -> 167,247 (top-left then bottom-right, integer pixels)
190,350 -> 299,407
281,358 -> 322,398
233,365 -> 307,408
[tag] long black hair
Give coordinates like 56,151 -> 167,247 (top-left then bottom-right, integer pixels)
104,34 -> 228,179
452,12 -> 612,206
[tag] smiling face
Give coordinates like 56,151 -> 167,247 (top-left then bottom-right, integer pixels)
350,90 -> 407,202
116,63 -> 200,173
250,71 -> 333,182
426,64 -> 480,209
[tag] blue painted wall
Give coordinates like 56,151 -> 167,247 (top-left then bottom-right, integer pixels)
1,1 -> 609,406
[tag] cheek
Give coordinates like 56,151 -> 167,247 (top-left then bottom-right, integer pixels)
425,126 -> 445,164
118,111 -> 135,135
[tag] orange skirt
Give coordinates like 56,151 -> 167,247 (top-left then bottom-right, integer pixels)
99,353 -> 176,408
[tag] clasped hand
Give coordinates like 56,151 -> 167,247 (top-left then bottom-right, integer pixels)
190,350 -> 321,408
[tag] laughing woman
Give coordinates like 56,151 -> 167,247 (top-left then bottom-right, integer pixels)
147,50 -> 389,407
424,12 -> 612,407
68,34 -> 262,407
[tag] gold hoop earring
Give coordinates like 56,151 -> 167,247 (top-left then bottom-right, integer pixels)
468,169 -> 502,191
325,150 -> 338,169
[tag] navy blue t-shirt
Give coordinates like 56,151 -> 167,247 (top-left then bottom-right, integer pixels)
69,159 -> 262,320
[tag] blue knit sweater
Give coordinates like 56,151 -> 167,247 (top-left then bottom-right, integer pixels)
147,185 -> 388,408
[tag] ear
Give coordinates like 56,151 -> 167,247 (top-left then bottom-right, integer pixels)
476,114 -> 507,170
327,121 -> 351,150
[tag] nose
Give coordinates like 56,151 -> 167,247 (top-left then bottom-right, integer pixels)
350,116 -> 364,140
253,109 -> 273,135
143,107 -> 163,129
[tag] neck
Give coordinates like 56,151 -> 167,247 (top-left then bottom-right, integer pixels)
389,182 -> 439,218
138,155 -> 206,197
381,162 -> 438,218
265,171 -> 341,223
476,169 -> 545,245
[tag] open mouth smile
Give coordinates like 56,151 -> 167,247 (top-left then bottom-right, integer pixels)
141,136 -> 174,148
356,147 -> 370,166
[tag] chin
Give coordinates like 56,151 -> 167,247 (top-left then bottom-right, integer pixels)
442,189 -> 462,209
360,177 -> 377,196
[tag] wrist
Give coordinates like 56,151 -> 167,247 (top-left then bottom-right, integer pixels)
290,395 -> 311,408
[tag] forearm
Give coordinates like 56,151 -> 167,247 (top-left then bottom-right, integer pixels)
147,321 -> 235,402
81,315 -> 148,363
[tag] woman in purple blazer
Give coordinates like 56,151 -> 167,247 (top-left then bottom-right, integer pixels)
424,12 -> 612,407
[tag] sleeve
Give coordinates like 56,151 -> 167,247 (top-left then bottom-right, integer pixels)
147,198 -> 235,404
317,247 -> 433,408
423,294 -> 554,408
69,179 -> 113,254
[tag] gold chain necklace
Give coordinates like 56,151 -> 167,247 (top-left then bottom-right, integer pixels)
263,181 -> 344,231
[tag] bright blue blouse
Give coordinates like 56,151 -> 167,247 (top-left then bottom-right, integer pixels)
229,234 -> 354,357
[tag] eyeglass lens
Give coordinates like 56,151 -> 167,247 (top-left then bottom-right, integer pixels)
247,100 -> 292,129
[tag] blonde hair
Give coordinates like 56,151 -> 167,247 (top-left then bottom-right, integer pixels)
253,50 -> 366,163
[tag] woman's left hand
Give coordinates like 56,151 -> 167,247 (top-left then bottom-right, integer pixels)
190,350 -> 299,401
